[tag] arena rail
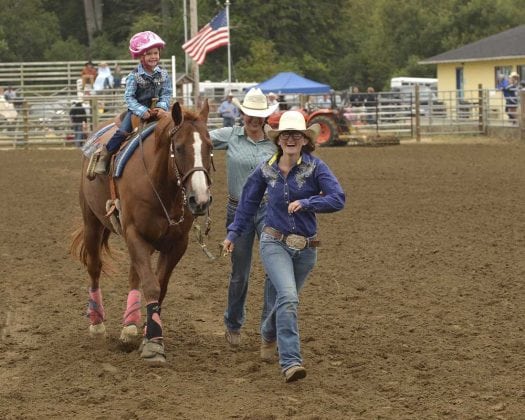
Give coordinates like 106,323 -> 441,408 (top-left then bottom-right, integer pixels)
0,59 -> 523,147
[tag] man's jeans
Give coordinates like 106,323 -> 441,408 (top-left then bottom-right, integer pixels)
259,232 -> 317,371
224,202 -> 275,332
222,117 -> 235,127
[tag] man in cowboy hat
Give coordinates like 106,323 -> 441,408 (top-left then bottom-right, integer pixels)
210,88 -> 279,347
217,91 -> 240,127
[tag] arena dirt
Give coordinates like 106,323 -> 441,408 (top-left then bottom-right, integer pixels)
0,138 -> 524,419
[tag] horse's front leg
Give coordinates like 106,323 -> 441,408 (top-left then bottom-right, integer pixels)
156,240 -> 188,305
119,266 -> 142,343
125,229 -> 165,365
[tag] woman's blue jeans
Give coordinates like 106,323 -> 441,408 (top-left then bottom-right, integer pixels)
224,202 -> 275,332
259,232 -> 317,371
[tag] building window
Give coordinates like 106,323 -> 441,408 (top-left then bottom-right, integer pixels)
495,66 -> 512,87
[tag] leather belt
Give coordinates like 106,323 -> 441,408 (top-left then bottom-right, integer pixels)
262,226 -> 320,250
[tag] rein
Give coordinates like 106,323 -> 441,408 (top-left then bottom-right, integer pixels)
139,123 -> 185,226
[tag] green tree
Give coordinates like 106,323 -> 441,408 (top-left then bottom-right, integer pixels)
0,0 -> 61,61
43,37 -> 88,61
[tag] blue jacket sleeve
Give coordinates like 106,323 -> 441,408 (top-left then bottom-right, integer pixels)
299,160 -> 345,213
156,72 -> 172,111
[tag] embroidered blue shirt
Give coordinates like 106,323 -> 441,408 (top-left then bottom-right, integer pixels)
226,152 -> 345,241
124,64 -> 172,117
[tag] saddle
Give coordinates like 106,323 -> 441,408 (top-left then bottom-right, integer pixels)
84,111 -> 160,235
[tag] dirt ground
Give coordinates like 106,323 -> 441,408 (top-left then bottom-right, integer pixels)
1,137 -> 524,419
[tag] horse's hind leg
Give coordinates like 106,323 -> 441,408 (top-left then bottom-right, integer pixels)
83,207 -> 108,337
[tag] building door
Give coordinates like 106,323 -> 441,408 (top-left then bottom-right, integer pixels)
455,67 -> 464,99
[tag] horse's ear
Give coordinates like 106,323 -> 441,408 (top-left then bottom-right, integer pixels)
172,102 -> 183,126
198,98 -> 209,122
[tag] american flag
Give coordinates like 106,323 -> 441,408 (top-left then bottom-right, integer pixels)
182,9 -> 229,65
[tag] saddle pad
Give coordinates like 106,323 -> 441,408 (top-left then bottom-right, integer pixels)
113,122 -> 158,178
82,123 -> 116,157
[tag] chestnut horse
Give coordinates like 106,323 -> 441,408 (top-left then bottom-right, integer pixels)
70,101 -> 213,364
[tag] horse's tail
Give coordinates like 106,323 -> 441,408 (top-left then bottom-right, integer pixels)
70,225 -> 113,271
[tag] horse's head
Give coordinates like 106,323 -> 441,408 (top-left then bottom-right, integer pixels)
166,101 -> 213,216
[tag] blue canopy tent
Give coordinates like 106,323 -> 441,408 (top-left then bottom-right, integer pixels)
250,72 -> 331,94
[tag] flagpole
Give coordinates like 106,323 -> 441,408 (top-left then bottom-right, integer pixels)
171,55 -> 176,99
189,0 -> 199,108
225,0 -> 231,85
183,0 -> 188,75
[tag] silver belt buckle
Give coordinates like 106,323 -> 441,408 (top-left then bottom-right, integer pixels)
285,234 -> 307,250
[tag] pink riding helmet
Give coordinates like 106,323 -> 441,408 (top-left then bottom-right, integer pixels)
129,31 -> 166,59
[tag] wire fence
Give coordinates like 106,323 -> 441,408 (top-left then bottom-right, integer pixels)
0,59 -> 523,147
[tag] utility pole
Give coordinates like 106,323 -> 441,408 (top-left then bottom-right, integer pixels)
189,0 -> 199,108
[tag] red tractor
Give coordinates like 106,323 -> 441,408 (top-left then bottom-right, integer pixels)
267,92 -> 351,147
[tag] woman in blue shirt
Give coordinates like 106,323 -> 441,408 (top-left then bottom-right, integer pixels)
222,111 -> 345,382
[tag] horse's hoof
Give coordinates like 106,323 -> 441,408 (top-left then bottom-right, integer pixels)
140,338 -> 166,365
119,324 -> 139,343
89,322 -> 106,338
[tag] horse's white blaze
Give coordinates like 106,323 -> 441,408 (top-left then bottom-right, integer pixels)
191,132 -> 210,203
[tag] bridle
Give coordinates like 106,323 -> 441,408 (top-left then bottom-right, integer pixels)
139,116 -> 213,227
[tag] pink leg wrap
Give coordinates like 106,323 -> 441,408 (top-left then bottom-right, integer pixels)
123,289 -> 142,326
88,288 -> 105,325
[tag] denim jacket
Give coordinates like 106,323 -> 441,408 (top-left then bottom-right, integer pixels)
124,64 -> 172,117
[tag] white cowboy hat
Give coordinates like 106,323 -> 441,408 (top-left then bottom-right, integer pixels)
233,88 -> 279,118
265,110 -> 320,141
510,71 -> 520,78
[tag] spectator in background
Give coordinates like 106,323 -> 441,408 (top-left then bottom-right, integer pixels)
4,86 -> 16,103
349,86 -> 365,108
113,63 -> 123,89
69,100 -> 88,147
500,71 -> 520,122
317,94 -> 331,108
93,62 -> 113,92
268,92 -> 279,107
364,86 -> 377,124
0,87 -> 18,122
348,86 -> 366,123
81,61 -> 97,89
218,92 -> 239,127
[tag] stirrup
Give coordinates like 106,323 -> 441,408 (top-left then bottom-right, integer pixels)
105,199 -> 122,234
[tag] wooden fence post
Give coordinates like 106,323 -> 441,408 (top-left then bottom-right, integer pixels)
478,83 -> 484,134
22,101 -> 29,146
415,84 -> 421,142
521,91 -> 525,141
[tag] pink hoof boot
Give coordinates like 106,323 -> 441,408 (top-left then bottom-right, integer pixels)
120,290 -> 142,343
123,289 -> 142,326
88,288 -> 105,326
